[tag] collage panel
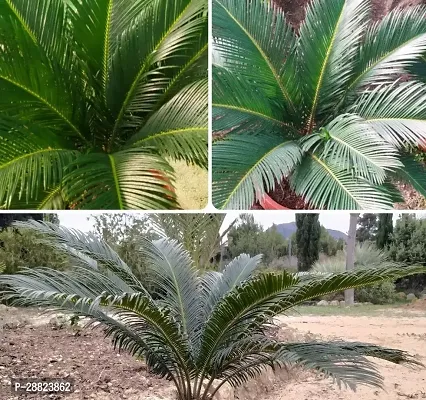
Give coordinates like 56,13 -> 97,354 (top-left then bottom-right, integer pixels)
212,0 -> 426,211
0,0 -> 208,211
0,211 -> 425,399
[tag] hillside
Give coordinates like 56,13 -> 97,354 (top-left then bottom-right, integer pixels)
272,222 -> 347,241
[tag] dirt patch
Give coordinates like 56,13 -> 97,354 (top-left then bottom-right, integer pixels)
0,307 -> 174,400
404,299 -> 426,310
266,312 -> 426,400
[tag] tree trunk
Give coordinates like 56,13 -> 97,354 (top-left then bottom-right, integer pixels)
345,213 -> 359,306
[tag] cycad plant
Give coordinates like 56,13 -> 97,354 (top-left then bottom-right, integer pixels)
1,220 -> 425,400
0,0 -> 207,210
212,0 -> 426,210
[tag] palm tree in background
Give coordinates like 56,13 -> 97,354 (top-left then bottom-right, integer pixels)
0,0 -> 208,210
1,220 -> 424,399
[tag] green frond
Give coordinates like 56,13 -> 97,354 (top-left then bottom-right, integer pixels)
0,120 -> 78,208
354,81 -> 426,147
139,238 -> 200,348
127,80 -> 208,168
212,66 -> 293,135
275,341 -> 422,391
290,154 -> 396,210
212,133 -> 302,210
12,220 -> 143,290
213,0 -> 298,117
62,149 -> 178,210
349,5 -> 426,92
4,0 -> 69,64
298,0 -> 370,126
302,114 -> 401,184
110,0 -> 207,133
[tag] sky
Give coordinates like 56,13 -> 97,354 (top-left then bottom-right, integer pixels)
57,211 -> 425,235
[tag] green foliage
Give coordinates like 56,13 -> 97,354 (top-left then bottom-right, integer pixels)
312,242 -> 387,274
212,0 -> 426,210
0,0 -> 208,210
356,282 -> 397,305
356,214 -> 378,243
376,214 -> 393,249
0,214 -> 45,230
319,227 -> 345,256
1,221 -> 425,399
149,213 -> 233,269
388,214 -> 426,291
227,216 -> 288,266
0,227 -> 68,274
296,214 -> 320,271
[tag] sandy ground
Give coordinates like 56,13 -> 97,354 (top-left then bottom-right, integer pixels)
268,310 -> 426,400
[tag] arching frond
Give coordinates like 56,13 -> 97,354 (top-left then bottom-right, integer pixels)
213,0 -> 298,117
62,149 -> 178,210
213,133 -> 302,210
127,80 -> 208,168
298,0 -> 370,127
290,154 -> 396,210
302,114 -> 401,184
349,5 -> 426,92
354,81 -> 426,148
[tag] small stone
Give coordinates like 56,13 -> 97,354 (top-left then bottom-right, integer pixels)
329,300 -> 339,306
406,293 -> 417,301
316,300 -> 329,306
339,300 -> 346,307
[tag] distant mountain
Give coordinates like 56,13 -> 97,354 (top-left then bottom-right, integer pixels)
270,222 -> 347,241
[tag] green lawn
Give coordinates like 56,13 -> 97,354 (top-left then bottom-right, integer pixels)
169,160 -> 208,210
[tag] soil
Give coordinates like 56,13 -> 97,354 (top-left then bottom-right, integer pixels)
1,306 -> 425,400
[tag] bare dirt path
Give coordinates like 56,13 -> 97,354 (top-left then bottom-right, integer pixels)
268,310 -> 426,400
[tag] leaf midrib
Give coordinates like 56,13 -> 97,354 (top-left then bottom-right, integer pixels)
0,75 -> 86,143
132,127 -> 206,146
215,0 -> 295,113
349,33 -> 426,92
310,153 -> 359,208
223,140 -> 295,209
108,154 -> 123,210
0,148 -> 68,170
111,1 -> 193,141
307,4 -> 345,131
5,0 -> 37,43
103,0 -> 114,98
213,103 -> 289,127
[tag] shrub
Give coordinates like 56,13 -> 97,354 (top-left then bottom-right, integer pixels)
356,281 -> 397,305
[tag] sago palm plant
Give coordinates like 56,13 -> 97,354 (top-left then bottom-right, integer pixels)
0,0 -> 208,210
212,0 -> 426,210
1,220 -> 425,400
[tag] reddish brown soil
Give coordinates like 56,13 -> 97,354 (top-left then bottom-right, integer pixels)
0,308 -> 171,400
403,298 -> 426,310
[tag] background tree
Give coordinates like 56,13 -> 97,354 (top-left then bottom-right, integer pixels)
227,214 -> 264,258
388,214 -> 426,292
356,214 -> 378,243
92,214 -> 154,280
345,213 -> 359,305
376,214 -> 394,249
319,226 -> 345,256
296,214 -> 320,271
149,214 -> 236,269
0,214 -> 44,230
